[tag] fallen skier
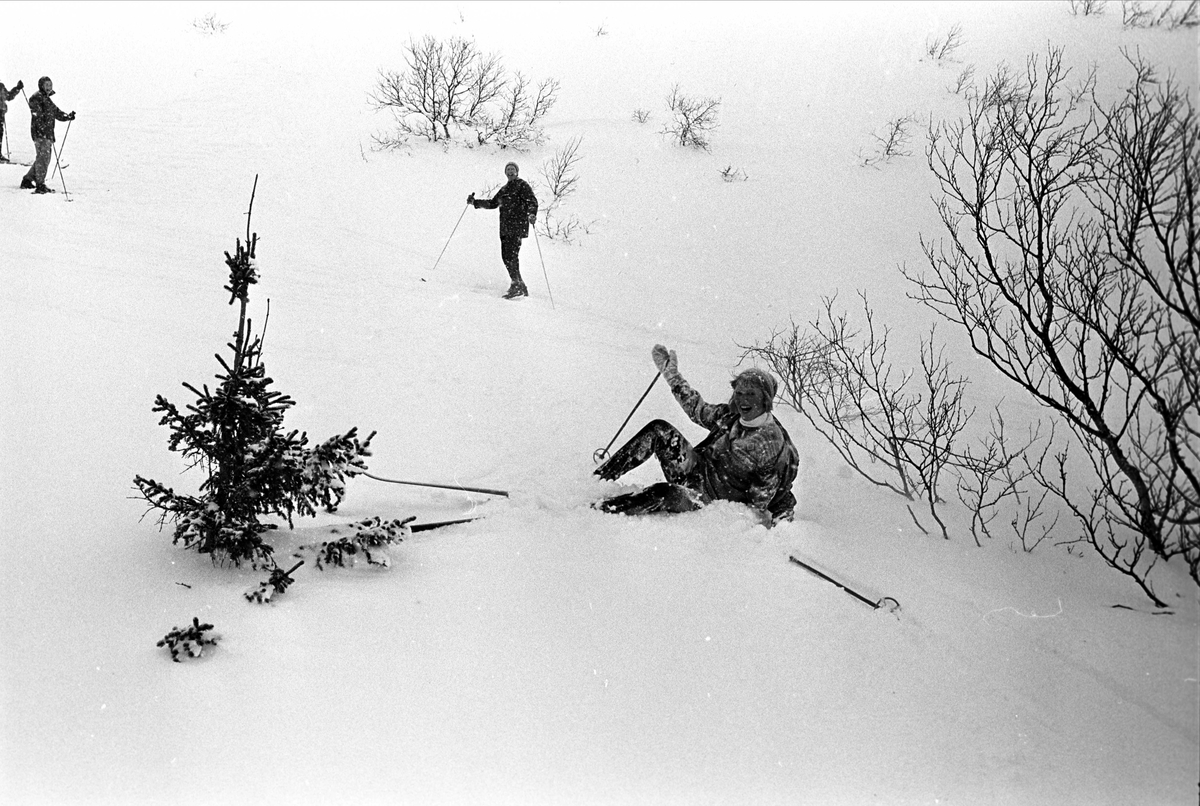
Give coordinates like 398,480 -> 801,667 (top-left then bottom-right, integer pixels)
594,345 -> 799,527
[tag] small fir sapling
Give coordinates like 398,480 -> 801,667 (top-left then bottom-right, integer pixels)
158,617 -> 218,662
297,516 -> 415,570
245,560 -> 305,604
134,180 -> 376,568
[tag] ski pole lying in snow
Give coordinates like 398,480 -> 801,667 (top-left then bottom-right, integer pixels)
429,202 -> 470,273
593,372 -> 661,465
789,555 -> 901,613
363,471 -> 509,498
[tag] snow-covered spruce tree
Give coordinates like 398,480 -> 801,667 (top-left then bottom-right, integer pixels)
134,214 -> 375,567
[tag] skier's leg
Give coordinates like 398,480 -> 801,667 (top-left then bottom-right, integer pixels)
595,419 -> 696,482
32,139 -> 52,185
501,234 -> 527,296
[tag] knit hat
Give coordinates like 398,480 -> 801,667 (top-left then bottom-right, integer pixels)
505,161 -> 519,173
732,368 -> 779,408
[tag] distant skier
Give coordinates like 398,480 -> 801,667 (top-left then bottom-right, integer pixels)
468,161 -> 539,299
21,76 -> 74,194
594,345 -> 800,526
0,78 -> 22,162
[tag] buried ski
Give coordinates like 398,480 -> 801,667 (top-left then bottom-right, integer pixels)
788,555 -> 900,613
409,517 -> 482,533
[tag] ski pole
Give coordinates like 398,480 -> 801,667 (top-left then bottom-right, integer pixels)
593,372 -> 661,464
532,227 -> 555,309
430,202 -> 470,273
51,127 -> 69,199
788,555 -> 901,613
362,471 -> 509,498
53,117 -> 72,179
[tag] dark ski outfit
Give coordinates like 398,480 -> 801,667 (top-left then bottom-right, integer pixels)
471,170 -> 538,298
22,77 -> 73,193
0,80 -> 22,162
596,361 -> 799,525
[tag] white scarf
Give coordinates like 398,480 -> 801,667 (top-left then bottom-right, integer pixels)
739,412 -> 771,429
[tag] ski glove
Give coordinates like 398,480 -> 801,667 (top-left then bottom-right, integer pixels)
67,111 -> 76,120
467,193 -> 475,205
652,344 -> 683,387
15,81 -> 22,91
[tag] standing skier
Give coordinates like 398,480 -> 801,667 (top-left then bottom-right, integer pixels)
0,78 -> 22,162
468,161 -> 539,299
21,76 -> 74,194
594,345 -> 800,526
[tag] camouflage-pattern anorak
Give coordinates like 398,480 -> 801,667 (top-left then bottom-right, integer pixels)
670,377 -> 799,518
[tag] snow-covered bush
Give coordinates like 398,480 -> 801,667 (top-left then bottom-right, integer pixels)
158,618 -> 218,662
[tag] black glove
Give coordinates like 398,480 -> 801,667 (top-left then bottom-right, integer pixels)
15,80 -> 23,91
467,193 -> 475,205
68,111 -> 76,120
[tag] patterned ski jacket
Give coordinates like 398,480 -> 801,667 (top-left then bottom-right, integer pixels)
0,83 -> 20,117
473,178 -> 538,239
28,90 -> 70,142
671,378 -> 799,518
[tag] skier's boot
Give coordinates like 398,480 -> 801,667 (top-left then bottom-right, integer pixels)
33,183 -> 55,194
20,175 -> 36,189
502,275 -> 529,299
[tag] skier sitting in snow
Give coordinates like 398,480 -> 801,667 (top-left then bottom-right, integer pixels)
468,161 -> 539,300
594,345 -> 799,527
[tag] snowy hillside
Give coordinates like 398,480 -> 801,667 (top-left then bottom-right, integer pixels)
1,2 -> 1197,804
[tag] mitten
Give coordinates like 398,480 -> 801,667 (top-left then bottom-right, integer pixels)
15,80 -> 23,91
651,344 -> 683,386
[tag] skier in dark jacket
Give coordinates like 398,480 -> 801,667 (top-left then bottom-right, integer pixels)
21,76 -> 74,194
0,79 -> 23,162
468,161 -> 539,299
595,345 -> 800,527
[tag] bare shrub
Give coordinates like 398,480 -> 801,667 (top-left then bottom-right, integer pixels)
370,35 -> 558,149
632,108 -> 651,124
742,294 -> 975,538
663,84 -> 721,151
925,23 -> 965,63
719,164 -> 749,182
857,113 -> 919,168
910,46 -> 1199,605
1122,0 -> 1199,27
954,409 -> 1052,548
537,135 -> 593,242
948,64 -> 976,95
1069,0 -> 1108,14
192,13 -> 229,34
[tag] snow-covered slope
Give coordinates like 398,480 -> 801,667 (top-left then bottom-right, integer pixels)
2,2 -> 1196,804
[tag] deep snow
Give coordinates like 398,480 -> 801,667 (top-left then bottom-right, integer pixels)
1,2 -> 1197,804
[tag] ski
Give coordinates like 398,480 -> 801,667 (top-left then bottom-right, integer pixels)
409,517 -> 482,533
788,555 -> 900,613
